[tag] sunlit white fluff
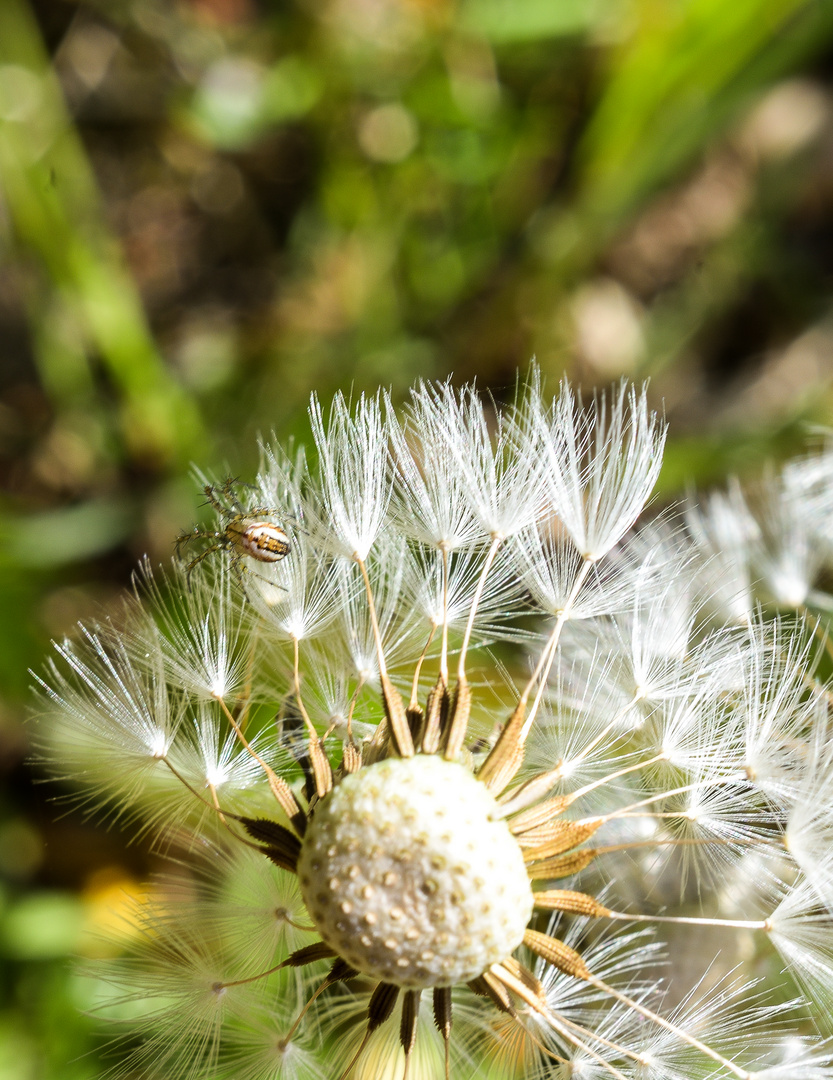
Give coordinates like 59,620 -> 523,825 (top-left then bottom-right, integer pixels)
127,560 -> 251,702
307,390 -> 391,561
608,534 -> 701,698
512,523 -> 638,623
332,533 -> 420,681
213,1007 -> 325,1080
785,714 -> 833,906
768,869 -> 833,1005
402,542 -> 525,643
525,656 -> 644,791
177,704 -> 270,798
729,620 -> 819,797
784,441 -> 833,562
689,465 -> 827,615
175,844 -> 315,971
33,628 -> 189,827
535,380 -> 666,561
247,536 -> 344,644
686,477 -> 760,622
754,470 -> 823,609
91,898 -> 299,1080
409,379 -> 546,540
747,1038 -> 833,1079
386,386 -> 485,550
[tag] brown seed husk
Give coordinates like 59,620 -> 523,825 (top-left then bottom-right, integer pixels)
499,956 -> 546,1004
368,981 -> 400,1031
469,973 -> 514,1014
421,678 -> 448,755
309,737 -> 334,798
242,817 -> 302,864
522,929 -> 589,979
443,677 -> 471,761
381,674 -> 415,758
266,774 -> 307,836
432,985 -> 452,1038
526,848 -> 598,880
400,989 -> 421,1054
521,820 -> 601,862
532,889 -> 608,917
283,942 -> 338,968
508,795 -> 571,835
406,704 -> 425,744
477,701 -> 526,790
342,740 -> 362,774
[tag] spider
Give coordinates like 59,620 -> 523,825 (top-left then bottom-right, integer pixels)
175,478 -> 291,588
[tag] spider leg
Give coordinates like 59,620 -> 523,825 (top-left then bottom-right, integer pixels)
174,526 -> 214,557
244,505 -> 279,517
224,550 -> 267,601
228,556 -> 288,603
220,476 -> 249,515
182,544 -> 224,590
201,485 -> 224,513
280,509 -> 308,537
227,551 -> 250,594
202,480 -> 243,516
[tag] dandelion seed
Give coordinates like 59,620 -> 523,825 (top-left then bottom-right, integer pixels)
535,380 -> 666,562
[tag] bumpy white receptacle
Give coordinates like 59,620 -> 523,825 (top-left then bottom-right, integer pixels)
297,755 -> 534,989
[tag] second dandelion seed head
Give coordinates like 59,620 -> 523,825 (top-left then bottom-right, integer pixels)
296,754 -> 534,989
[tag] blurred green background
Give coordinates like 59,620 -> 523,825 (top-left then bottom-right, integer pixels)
3,0 -> 833,1074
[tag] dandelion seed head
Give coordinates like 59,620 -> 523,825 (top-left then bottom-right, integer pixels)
31,369 -> 833,1080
